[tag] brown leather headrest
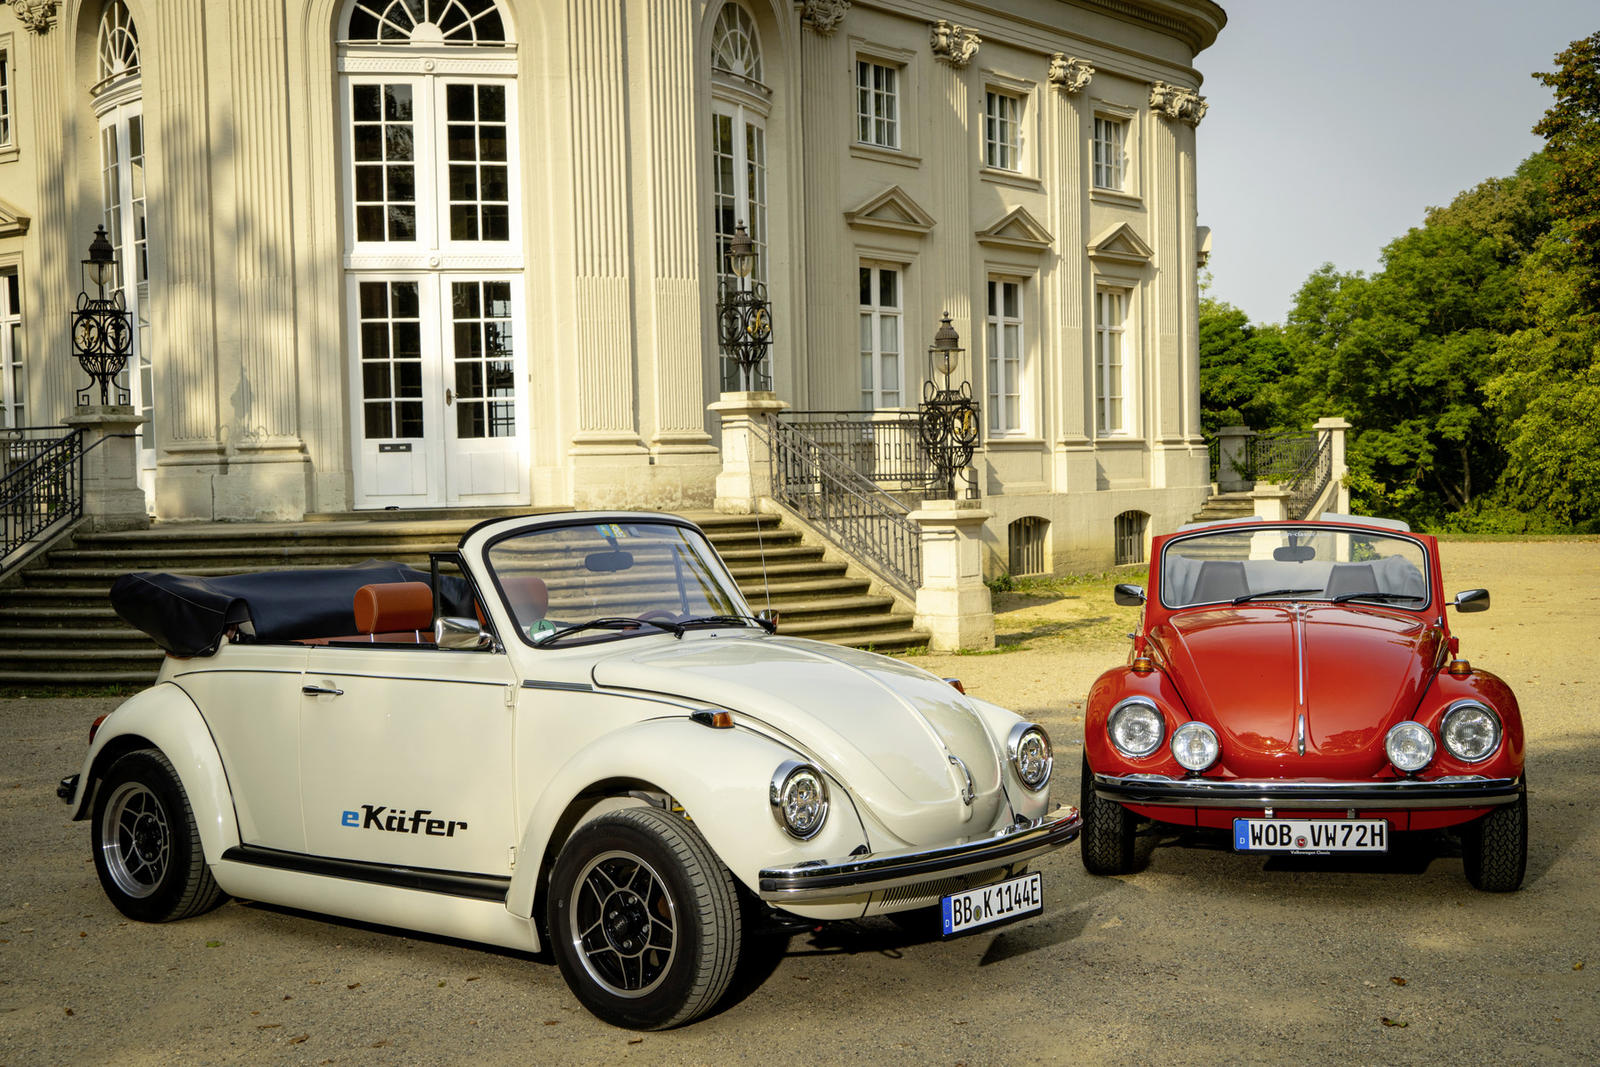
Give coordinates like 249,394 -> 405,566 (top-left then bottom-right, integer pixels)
353,582 -> 433,634
501,575 -> 549,622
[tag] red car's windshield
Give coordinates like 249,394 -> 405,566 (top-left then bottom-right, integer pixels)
1160,526 -> 1430,610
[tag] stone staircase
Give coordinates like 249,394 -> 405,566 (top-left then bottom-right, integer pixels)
1186,490 -> 1256,526
0,510 -> 928,689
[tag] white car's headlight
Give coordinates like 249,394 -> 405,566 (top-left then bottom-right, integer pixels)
1440,701 -> 1501,763
1171,721 -> 1220,771
1385,721 -> 1435,773
770,760 -> 829,840
1007,723 -> 1053,790
1108,698 -> 1165,758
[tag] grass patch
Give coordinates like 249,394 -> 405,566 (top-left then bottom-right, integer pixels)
989,569 -> 1139,651
1433,533 -> 1600,544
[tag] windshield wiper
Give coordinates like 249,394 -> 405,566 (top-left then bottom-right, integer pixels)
534,616 -> 685,646
1330,591 -> 1424,604
678,614 -> 777,634
1232,588 -> 1324,605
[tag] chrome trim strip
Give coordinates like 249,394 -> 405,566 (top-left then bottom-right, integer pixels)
756,807 -> 1082,902
1296,713 -> 1306,757
520,679 -> 595,692
1094,773 -> 1522,810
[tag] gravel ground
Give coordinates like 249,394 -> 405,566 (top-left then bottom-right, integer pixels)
1,540 -> 1595,1064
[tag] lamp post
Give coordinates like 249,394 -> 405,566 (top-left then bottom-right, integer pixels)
71,225 -> 133,407
918,311 -> 980,500
716,221 -> 772,392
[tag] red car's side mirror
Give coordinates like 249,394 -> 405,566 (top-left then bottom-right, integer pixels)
1114,583 -> 1146,606
1452,589 -> 1490,612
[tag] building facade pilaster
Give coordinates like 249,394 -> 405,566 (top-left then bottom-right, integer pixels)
1049,54 -> 1094,493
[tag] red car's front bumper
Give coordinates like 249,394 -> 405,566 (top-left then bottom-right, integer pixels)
1093,772 -> 1523,810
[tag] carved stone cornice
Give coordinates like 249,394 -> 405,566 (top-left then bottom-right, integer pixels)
1048,54 -> 1095,94
799,0 -> 850,36
12,0 -> 61,34
1150,81 -> 1207,126
930,20 -> 980,68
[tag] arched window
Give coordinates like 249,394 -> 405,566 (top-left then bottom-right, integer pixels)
1115,510 -> 1148,566
92,1 -> 153,499
346,0 -> 506,44
1008,516 -> 1049,577
338,0 -> 527,510
709,3 -> 770,390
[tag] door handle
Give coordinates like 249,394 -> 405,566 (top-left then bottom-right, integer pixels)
302,684 -> 344,697
445,388 -> 454,406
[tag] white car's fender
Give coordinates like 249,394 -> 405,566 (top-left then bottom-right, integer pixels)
504,716 -> 867,919
67,682 -> 241,865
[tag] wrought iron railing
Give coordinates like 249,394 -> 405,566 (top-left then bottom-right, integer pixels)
769,415 -> 921,595
1247,431 -> 1318,484
1284,430 -> 1333,519
2,426 -> 84,576
1206,436 -> 1221,483
777,411 -> 936,495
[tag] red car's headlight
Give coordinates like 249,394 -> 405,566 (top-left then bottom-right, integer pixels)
1108,698 -> 1165,758
1440,701 -> 1502,763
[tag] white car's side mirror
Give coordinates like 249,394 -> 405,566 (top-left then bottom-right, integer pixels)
436,616 -> 493,650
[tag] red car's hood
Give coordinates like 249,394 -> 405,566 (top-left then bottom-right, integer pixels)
1150,605 -> 1445,776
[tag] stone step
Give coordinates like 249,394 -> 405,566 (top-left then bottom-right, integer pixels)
0,508 -> 930,687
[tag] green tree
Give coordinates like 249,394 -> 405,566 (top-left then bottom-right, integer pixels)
1533,31 -> 1600,309
1198,297 -> 1293,435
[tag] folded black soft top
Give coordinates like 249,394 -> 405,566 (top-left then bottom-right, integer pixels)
110,560 -> 473,658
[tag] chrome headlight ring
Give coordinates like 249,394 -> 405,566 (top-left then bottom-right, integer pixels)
1170,721 -> 1220,772
1440,700 -> 1502,763
1385,720 -> 1436,773
769,760 -> 829,840
1108,697 -> 1165,758
1007,722 -> 1054,791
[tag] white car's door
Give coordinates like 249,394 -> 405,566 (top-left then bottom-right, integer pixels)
298,645 -> 519,878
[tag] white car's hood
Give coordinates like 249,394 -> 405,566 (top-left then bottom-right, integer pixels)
590,635 -> 1005,846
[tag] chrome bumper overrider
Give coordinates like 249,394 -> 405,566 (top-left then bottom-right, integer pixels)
1094,773 -> 1523,810
756,807 -> 1082,902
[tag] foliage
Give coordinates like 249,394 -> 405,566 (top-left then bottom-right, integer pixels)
1195,33 -> 1600,531
1533,31 -> 1600,309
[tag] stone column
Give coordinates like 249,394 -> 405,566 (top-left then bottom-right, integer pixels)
930,21 -> 979,380
1249,483 -> 1288,522
710,392 -> 789,513
64,407 -> 150,531
1047,54 -> 1094,493
911,499 -> 994,652
1315,416 -> 1352,513
1214,425 -> 1254,492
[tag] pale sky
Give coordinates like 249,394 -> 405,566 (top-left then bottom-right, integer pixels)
1195,0 -> 1597,324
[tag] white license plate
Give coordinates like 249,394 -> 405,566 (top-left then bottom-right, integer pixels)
940,871 -> 1042,936
1233,818 -> 1389,853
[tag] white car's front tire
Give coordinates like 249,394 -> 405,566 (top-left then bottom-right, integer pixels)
548,805 -> 741,1029
92,749 -> 226,923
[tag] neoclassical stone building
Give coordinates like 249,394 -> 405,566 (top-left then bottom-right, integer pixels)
0,0 -> 1225,571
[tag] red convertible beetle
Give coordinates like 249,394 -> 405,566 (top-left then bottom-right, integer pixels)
1081,513 -> 1526,891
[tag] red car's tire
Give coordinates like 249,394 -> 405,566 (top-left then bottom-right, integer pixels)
1079,755 -> 1138,875
1463,779 -> 1527,892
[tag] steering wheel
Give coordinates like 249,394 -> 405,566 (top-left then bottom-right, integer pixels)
636,610 -> 682,624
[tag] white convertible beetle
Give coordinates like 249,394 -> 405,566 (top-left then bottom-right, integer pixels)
60,512 -> 1081,1029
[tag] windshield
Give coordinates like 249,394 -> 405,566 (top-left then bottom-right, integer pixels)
1160,526 -> 1430,610
484,520 -> 753,646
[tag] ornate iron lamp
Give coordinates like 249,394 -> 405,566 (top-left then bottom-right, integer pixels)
71,225 -> 133,407
919,311 -> 980,499
716,221 -> 772,391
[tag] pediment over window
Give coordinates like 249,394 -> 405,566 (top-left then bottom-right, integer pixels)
975,206 -> 1053,253
1087,222 -> 1154,265
0,198 -> 31,238
843,186 -> 936,236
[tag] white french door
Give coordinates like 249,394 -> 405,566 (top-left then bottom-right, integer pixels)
341,69 -> 524,508
349,275 -> 527,508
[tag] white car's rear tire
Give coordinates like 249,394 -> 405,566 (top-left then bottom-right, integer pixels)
92,749 -> 226,922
